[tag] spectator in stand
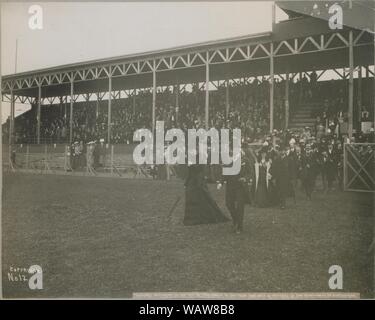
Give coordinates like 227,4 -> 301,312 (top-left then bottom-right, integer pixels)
9,74 -> 369,155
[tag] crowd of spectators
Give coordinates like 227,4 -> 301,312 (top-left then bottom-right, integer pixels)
4,74 -> 374,146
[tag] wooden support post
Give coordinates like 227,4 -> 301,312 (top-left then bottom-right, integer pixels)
64,96 -> 67,120
343,143 -> 347,190
59,96 -> 63,120
225,79 -> 230,119
152,62 -> 156,133
64,145 -> 68,171
373,30 -> 375,131
110,144 -> 114,176
107,72 -> 112,144
175,84 -> 179,124
285,73 -> 290,130
299,71 -> 303,103
9,89 -> 14,147
37,85 -> 41,144
96,92 -> 99,119
69,79 -> 74,145
175,84 -> 179,107
205,52 -> 210,129
133,90 -> 136,115
348,31 -> 354,138
373,18 -> 375,300
269,42 -> 274,132
357,66 -> 362,123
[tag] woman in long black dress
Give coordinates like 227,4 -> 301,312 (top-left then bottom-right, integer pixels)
253,148 -> 272,208
183,164 -> 229,226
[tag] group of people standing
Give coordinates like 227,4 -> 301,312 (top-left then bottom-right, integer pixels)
69,139 -> 107,171
183,134 -> 344,234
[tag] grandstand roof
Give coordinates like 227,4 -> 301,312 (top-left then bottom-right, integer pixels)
2,6 -> 374,100
3,31 -> 272,80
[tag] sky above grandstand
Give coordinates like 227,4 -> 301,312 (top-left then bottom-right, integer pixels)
1,1 -> 288,123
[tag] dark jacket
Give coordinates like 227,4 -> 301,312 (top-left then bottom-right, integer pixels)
223,152 -> 254,204
271,154 -> 294,198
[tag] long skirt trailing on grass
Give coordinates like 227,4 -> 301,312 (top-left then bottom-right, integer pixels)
183,165 -> 229,226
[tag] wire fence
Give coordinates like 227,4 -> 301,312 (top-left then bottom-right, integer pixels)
3,143 -> 263,180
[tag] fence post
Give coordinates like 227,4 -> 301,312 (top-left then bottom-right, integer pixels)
26,145 -> 29,170
343,143 -> 347,191
110,145 -> 114,176
86,146 -> 89,175
44,144 -> 48,174
64,145 -> 68,171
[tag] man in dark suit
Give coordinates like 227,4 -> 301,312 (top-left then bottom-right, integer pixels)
271,148 -> 294,209
324,143 -> 338,191
300,144 -> 315,199
220,148 -> 253,234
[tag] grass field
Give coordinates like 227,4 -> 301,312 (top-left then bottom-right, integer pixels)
2,172 -> 374,298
